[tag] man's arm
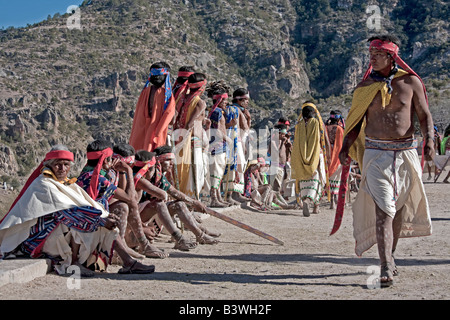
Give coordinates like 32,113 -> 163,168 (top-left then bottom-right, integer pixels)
167,185 -> 207,213
410,76 -> 435,161
135,178 -> 168,201
185,99 -> 206,131
338,117 -> 364,166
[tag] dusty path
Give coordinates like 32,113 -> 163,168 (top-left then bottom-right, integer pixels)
0,179 -> 449,303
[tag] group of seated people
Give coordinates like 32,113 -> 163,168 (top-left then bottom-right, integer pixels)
0,140 -> 223,277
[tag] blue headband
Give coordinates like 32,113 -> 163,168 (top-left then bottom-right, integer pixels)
144,68 -> 172,111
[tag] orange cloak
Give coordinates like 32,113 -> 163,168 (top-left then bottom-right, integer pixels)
129,86 -> 176,152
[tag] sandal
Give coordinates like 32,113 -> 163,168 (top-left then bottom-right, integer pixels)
139,243 -> 169,259
118,260 -> 155,274
196,232 -> 220,245
380,263 -> 394,288
173,235 -> 198,251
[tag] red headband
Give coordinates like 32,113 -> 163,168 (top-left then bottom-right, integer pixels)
86,148 -> 113,200
3,149 -> 74,221
178,71 -> 194,78
112,153 -> 135,165
209,93 -> 228,117
133,156 -> 156,186
188,79 -> 207,89
156,153 -> 175,161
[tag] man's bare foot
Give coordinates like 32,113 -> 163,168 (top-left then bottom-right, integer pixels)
232,192 -> 249,203
210,200 -> 229,208
124,245 -> 145,260
312,204 -> 320,214
226,197 -> 240,206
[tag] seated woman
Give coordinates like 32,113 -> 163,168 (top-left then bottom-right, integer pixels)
0,145 -> 155,276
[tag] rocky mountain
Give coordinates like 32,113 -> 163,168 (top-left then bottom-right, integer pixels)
0,0 -> 449,185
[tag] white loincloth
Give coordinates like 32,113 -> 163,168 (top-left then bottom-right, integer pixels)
352,147 -> 432,256
210,152 -> 226,190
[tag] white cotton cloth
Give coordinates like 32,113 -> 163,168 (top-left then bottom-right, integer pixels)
352,148 -> 432,256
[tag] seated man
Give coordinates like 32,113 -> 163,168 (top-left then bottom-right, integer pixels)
244,158 -> 296,211
77,140 -> 167,259
0,145 -> 154,276
129,150 -> 197,251
138,146 -> 221,247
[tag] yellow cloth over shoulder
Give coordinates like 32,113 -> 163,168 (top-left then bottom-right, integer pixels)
176,95 -> 200,196
345,69 -> 409,166
291,117 -> 321,180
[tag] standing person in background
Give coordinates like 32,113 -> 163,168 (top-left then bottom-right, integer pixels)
232,88 -> 253,161
173,73 -> 208,199
326,110 -> 345,209
291,102 -> 329,216
206,81 -> 233,207
129,61 -> 176,152
223,94 -> 247,204
440,124 -> 450,183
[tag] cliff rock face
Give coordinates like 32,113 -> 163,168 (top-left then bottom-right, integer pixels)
0,0 -> 448,180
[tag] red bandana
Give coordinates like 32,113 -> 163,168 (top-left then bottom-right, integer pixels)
133,156 -> 156,186
209,93 -> 228,118
86,148 -> 113,199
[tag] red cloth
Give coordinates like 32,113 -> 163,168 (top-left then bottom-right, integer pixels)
330,162 -> 350,235
174,80 -> 207,130
86,148 -> 113,200
129,86 -> 176,152
133,156 -> 156,186
327,125 -> 344,177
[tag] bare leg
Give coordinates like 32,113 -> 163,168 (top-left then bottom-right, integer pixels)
69,237 -> 94,277
168,201 -> 219,245
391,209 -> 403,275
375,205 -> 394,286
141,201 -> 197,251
210,188 -> 229,208
226,191 -> 240,205
122,201 -> 168,259
114,237 -> 155,274
109,202 -> 146,259
216,188 -> 231,206
443,171 -> 450,183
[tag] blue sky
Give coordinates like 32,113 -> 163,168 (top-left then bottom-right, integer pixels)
0,0 -> 85,29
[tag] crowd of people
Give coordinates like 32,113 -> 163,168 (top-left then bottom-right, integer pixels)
0,34 -> 444,288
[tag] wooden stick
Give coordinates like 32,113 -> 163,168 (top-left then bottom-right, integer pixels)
203,207 -> 284,245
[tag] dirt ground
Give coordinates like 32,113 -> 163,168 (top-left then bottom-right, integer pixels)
0,174 -> 449,303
